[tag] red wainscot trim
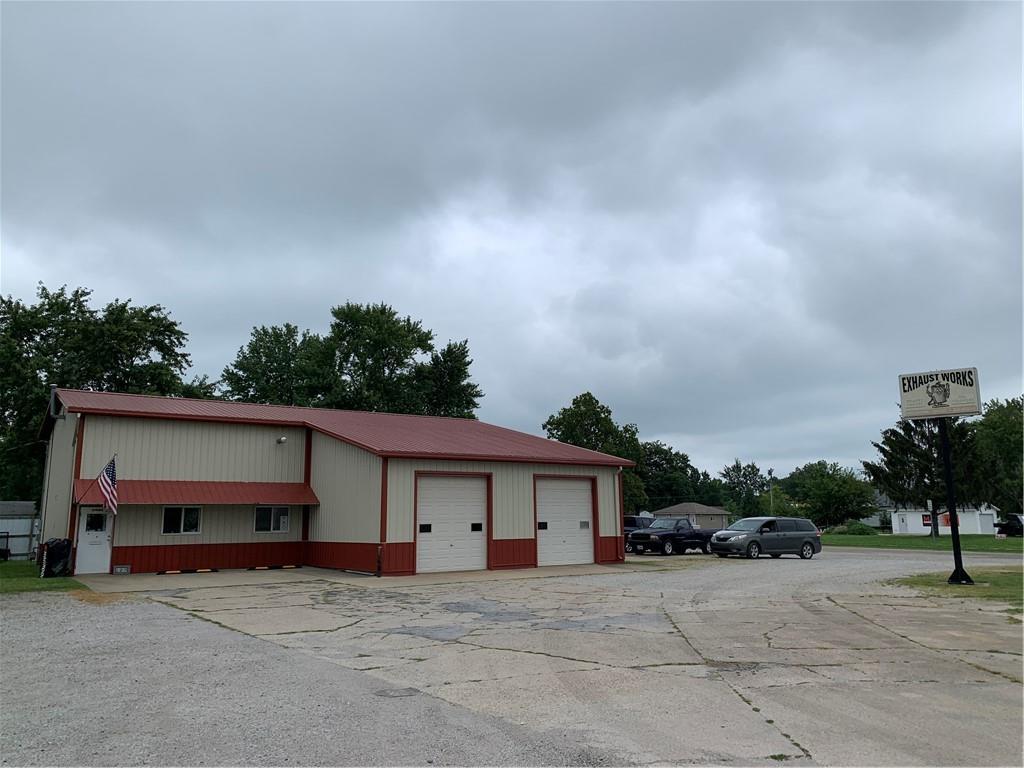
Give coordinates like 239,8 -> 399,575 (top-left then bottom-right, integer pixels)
413,470 -> 493,574
305,541 -> 378,573
596,536 -> 625,563
111,541 -> 304,574
303,541 -> 415,576
533,473 -> 601,564
489,538 -> 537,569
381,542 -> 415,575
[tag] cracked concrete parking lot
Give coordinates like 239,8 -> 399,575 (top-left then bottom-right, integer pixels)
3,549 -> 1022,766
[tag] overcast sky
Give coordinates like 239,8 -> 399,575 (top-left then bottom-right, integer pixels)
2,2 -> 1021,478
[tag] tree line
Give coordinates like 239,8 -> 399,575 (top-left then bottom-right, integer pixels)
0,285 -> 482,500
543,391 -> 1022,529
3,284 -> 1021,529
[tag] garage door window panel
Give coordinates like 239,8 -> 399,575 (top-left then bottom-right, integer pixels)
162,506 -> 202,535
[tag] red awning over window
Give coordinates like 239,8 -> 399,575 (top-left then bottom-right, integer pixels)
73,480 -> 319,506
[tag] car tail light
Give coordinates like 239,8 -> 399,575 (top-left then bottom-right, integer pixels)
816,529 -> 822,537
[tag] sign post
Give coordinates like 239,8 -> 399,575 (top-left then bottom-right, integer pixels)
898,367 -> 980,586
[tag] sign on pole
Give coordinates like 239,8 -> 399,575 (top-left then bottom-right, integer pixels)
898,368 -> 981,421
896,366 -> 979,585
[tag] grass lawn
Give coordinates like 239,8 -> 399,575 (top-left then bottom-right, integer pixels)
0,560 -> 85,594
890,566 -> 1023,613
822,533 -> 1024,553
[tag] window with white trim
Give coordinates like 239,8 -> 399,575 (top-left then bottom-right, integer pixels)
162,507 -> 201,535
255,506 -> 290,533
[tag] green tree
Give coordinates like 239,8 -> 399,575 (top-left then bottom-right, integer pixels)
222,323 -> 322,406
324,302 -> 435,412
0,284 -> 197,500
757,486 -> 798,517
719,459 -> 766,518
636,441 -> 696,510
542,392 -> 647,512
974,397 -> 1023,519
411,340 -> 484,418
862,416 -> 981,536
783,461 -> 877,528
543,392 -> 621,451
692,470 -> 727,507
221,305 -> 485,418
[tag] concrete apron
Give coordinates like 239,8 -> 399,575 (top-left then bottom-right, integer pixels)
83,556 -> 1024,765
75,561 -> 668,594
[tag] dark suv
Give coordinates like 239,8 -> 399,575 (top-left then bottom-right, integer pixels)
996,514 -> 1023,537
710,517 -> 822,559
623,515 -> 656,553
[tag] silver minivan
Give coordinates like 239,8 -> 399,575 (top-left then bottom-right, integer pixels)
709,516 -> 822,559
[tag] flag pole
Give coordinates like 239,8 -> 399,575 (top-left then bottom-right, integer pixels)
74,453 -> 117,506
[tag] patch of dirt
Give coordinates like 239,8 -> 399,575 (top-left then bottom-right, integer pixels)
70,590 -> 133,605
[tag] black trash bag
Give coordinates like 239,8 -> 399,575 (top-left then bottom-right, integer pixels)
40,538 -> 72,577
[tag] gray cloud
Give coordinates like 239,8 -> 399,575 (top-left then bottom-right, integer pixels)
2,1 -> 1020,477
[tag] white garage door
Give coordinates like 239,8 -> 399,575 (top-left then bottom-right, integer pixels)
416,476 -> 487,573
536,478 -> 595,566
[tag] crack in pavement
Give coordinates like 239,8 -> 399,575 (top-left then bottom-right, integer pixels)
661,601 -> 814,761
255,618 -> 366,636
825,596 -> 1023,683
762,622 -> 790,649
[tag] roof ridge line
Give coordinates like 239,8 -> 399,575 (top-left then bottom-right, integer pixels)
57,387 -> 487,422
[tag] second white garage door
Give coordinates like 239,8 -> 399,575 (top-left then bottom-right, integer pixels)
416,476 -> 487,573
536,478 -> 595,566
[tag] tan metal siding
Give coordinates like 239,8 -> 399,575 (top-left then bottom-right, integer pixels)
308,432 -> 381,543
111,504 -> 303,546
80,416 -> 305,481
41,413 -> 79,541
386,460 -> 620,543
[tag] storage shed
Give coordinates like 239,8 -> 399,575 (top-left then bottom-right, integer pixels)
39,390 -> 631,576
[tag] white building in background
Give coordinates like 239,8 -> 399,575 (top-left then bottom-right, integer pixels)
892,505 -> 998,535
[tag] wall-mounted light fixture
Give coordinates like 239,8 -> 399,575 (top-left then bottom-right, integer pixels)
276,436 -> 288,445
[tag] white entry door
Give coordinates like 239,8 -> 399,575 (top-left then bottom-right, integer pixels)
536,478 -> 595,566
416,476 -> 487,573
75,507 -> 112,574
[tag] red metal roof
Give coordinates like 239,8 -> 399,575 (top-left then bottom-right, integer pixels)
55,389 -> 632,467
74,479 -> 319,506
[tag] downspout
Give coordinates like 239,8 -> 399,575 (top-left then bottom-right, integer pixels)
617,466 -> 626,562
377,457 -> 389,577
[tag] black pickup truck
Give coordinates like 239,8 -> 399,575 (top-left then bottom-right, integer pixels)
627,517 -> 718,555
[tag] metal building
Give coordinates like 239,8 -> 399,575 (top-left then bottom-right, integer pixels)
39,389 -> 631,576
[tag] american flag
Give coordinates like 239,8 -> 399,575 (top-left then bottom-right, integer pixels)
98,457 -> 117,514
